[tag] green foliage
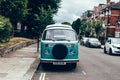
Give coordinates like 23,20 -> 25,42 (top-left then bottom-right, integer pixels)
80,20 -> 104,37
72,18 -> 81,34
80,20 -> 87,32
33,7 -> 55,37
79,20 -> 91,36
26,0 -> 61,38
0,0 -> 61,38
0,0 -> 28,27
0,15 -> 12,43
62,22 -> 71,26
93,21 -> 104,37
85,30 -> 91,37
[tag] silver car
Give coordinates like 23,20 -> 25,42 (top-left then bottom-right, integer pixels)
86,38 -> 101,48
80,37 -> 89,46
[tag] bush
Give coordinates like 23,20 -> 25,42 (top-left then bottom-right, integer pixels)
0,15 -> 13,43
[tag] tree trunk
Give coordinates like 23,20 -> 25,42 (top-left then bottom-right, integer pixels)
20,23 -> 25,37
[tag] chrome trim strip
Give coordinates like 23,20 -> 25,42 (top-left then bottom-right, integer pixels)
40,58 -> 79,63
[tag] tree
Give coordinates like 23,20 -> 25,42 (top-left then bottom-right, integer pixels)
85,30 -> 91,37
79,19 -> 104,37
62,22 -> 71,26
72,18 -> 81,34
0,0 -> 28,31
79,19 -> 86,36
26,0 -> 61,38
92,21 -> 104,38
32,7 -> 55,37
84,21 -> 92,37
0,0 -> 61,38
26,0 -> 61,52
79,20 -> 92,37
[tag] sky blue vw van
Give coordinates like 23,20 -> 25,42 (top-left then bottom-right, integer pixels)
40,24 -> 79,69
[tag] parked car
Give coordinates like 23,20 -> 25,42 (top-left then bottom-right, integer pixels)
104,37 -> 120,55
86,38 -> 101,48
40,24 -> 79,69
80,37 -> 89,46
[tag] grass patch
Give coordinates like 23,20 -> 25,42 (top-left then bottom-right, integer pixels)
0,37 -> 34,49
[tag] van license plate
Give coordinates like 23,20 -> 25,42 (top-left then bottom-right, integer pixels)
53,62 -> 66,65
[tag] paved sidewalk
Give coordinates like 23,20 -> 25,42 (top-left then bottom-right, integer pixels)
0,44 -> 40,80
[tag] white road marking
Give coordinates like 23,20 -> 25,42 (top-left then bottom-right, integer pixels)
82,71 -> 87,75
39,73 -> 46,80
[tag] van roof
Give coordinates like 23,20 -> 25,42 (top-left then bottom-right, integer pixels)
46,24 -> 72,29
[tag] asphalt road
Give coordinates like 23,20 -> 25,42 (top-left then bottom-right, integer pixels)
34,45 -> 120,80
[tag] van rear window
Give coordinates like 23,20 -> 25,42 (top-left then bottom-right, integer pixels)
42,29 -> 77,41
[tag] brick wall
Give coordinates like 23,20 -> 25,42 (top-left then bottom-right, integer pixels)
110,10 -> 120,26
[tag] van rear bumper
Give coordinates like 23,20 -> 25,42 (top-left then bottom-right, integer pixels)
40,59 -> 79,63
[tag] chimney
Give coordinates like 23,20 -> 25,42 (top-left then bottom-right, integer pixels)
107,0 -> 111,4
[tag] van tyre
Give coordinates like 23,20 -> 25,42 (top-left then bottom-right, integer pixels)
71,63 -> 77,69
68,63 -> 77,69
41,63 -> 51,69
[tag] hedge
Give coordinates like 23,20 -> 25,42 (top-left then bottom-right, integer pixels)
0,15 -> 13,43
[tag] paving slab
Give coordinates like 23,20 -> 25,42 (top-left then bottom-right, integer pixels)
0,44 -> 40,80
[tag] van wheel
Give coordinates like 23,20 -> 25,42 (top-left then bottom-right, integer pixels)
41,63 -> 51,69
72,63 -> 77,69
41,63 -> 46,68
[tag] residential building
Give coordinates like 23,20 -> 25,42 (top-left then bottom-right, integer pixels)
93,4 -> 106,22
92,0 -> 120,38
103,1 -> 120,37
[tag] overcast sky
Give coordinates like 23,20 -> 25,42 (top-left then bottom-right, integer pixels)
53,0 -> 119,23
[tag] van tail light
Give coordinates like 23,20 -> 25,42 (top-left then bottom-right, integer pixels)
71,44 -> 74,47
45,44 -> 49,47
